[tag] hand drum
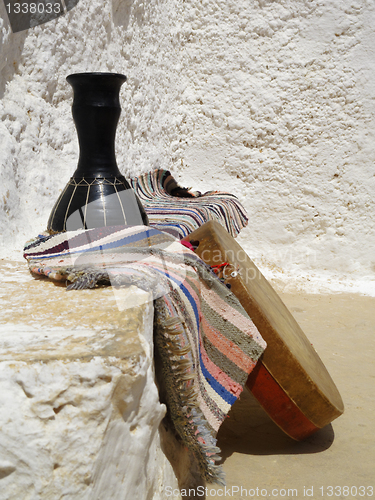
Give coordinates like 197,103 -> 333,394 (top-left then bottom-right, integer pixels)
183,221 -> 344,440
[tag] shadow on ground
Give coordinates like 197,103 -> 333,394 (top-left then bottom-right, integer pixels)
216,387 -> 335,462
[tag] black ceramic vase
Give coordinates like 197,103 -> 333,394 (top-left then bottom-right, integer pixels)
47,72 -> 149,233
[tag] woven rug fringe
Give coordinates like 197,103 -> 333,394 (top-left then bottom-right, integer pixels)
154,299 -> 226,485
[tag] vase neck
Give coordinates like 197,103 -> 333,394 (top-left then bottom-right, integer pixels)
67,73 -> 127,179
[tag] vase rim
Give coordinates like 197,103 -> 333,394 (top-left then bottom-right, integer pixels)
67,72 -> 127,81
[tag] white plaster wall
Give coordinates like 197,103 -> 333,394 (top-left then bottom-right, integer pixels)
1,0 -> 374,291
173,0 -> 375,294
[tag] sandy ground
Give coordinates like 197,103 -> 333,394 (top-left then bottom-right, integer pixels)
206,291 -> 375,500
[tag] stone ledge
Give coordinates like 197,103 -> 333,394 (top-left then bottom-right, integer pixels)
0,260 -> 179,499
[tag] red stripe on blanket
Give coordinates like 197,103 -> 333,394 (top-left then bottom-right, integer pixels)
199,337 -> 243,398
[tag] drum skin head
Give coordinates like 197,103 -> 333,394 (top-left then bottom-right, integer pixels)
183,221 -> 344,440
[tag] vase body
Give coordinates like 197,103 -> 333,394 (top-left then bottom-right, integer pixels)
47,72 -> 149,233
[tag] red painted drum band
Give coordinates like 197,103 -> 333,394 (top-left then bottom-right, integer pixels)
183,221 -> 344,440
247,362 -> 320,440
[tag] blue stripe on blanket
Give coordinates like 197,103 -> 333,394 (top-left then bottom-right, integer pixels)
28,228 -> 162,260
199,353 -> 237,405
151,267 -> 200,329
151,267 -> 236,404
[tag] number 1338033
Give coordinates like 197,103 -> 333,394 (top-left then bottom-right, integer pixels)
6,3 -> 61,14
319,486 -> 373,497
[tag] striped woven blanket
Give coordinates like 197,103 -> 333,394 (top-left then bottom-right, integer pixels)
130,169 -> 248,238
24,225 -> 266,484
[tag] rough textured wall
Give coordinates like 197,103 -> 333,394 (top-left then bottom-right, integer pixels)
170,0 -> 375,287
0,0 -> 184,257
0,0 -> 374,290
